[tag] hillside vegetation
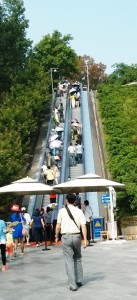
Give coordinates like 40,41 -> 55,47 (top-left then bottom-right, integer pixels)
0,0 -> 79,211
98,63 -> 137,217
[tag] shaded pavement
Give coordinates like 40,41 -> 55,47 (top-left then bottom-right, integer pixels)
1,240 -> 137,300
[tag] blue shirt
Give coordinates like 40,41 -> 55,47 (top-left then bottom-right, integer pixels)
0,220 -> 6,244
51,209 -> 58,223
32,215 -> 43,228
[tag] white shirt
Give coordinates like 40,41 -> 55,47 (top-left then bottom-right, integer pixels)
23,213 -> 31,225
83,205 -> 93,222
57,205 -> 86,234
41,165 -> 47,174
68,145 -> 76,154
76,144 -> 82,154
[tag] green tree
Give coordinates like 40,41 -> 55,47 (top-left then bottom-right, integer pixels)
0,0 -> 31,92
33,30 -> 79,81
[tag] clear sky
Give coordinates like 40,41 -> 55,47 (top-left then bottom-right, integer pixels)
23,0 -> 137,74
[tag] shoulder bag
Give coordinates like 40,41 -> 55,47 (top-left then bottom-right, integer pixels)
65,206 -> 79,230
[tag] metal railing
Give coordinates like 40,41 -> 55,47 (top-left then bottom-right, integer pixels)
58,92 -> 71,209
27,94 -> 56,216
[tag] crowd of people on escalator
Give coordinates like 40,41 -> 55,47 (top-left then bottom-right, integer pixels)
40,89 -> 66,187
67,81 -> 83,167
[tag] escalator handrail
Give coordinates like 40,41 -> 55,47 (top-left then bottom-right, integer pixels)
58,91 -> 71,209
27,95 -> 56,217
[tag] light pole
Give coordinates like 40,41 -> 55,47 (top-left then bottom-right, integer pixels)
85,60 -> 89,92
50,68 -> 58,98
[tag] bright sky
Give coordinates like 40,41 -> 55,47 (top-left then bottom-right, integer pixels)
23,0 -> 137,74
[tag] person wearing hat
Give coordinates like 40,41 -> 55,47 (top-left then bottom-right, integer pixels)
21,207 -> 31,246
10,204 -> 26,256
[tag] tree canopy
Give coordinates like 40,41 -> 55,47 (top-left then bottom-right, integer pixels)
33,30 -> 80,81
78,55 -> 107,90
0,0 -> 31,92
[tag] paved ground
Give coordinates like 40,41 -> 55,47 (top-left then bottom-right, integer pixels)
1,240 -> 137,300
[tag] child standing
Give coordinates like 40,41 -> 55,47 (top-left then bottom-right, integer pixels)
0,218 -> 8,271
6,228 -> 14,261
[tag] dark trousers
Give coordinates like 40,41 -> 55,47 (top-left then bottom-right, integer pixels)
46,224 -> 51,241
47,179 -> 54,186
86,222 -> 91,241
0,244 -> 6,265
34,227 -> 43,244
51,220 -> 57,242
76,153 -> 82,163
50,198 -> 56,204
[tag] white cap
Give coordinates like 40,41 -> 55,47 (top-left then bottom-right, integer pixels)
21,207 -> 26,211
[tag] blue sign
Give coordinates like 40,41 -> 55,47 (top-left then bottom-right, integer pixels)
93,217 -> 103,238
101,193 -> 110,204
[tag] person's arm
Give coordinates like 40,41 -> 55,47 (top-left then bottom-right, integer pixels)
2,221 -> 7,233
81,224 -> 88,248
30,218 -> 34,227
51,210 -> 54,224
55,223 -> 61,243
41,217 -> 45,228
22,214 -> 26,224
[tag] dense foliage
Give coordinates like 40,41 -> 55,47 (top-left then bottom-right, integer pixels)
98,63 -> 137,216
0,0 -> 80,214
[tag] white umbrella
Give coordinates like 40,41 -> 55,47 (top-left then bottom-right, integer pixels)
0,176 -> 56,195
54,155 -> 60,161
54,174 -> 126,242
77,173 -> 101,179
72,82 -> 80,86
55,126 -> 64,132
13,176 -> 36,183
49,140 -> 62,149
47,203 -> 58,208
53,178 -> 125,194
71,122 -> 82,128
69,88 -> 77,93
49,134 -> 58,142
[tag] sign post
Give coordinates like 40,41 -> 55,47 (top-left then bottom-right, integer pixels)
109,186 -> 116,241
93,217 -> 103,239
101,193 -> 110,205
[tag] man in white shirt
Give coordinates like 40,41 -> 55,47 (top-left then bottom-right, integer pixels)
68,143 -> 76,166
83,200 -> 93,246
76,142 -> 82,163
56,193 -> 87,291
41,163 -> 47,183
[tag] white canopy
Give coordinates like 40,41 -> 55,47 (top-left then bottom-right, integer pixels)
77,173 -> 101,179
54,177 -> 125,194
0,176 -> 55,195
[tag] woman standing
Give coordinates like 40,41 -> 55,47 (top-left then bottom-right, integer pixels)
10,204 -> 26,256
21,207 -> 31,246
31,209 -> 45,247
0,217 -> 8,270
